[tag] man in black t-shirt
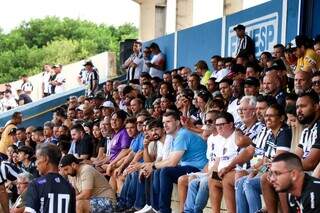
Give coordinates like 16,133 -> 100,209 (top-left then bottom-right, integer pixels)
24,143 -> 76,213
70,124 -> 93,160
269,152 -> 320,213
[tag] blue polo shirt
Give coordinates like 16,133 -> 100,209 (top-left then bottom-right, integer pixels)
171,128 -> 207,170
130,132 -> 144,153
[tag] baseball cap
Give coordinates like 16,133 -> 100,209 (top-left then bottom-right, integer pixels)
83,60 -> 94,67
100,101 -> 115,109
59,154 -> 81,167
76,104 -> 84,111
244,77 -> 260,87
233,24 -> 246,31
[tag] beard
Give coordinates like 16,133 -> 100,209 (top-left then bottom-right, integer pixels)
298,112 -> 316,125
69,170 -> 77,177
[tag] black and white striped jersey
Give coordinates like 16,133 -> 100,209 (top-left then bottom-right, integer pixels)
298,120 -> 320,159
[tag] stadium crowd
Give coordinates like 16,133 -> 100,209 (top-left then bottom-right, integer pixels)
1,24 -> 320,213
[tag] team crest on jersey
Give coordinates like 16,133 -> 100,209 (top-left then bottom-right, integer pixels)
55,177 -> 61,183
37,179 -> 47,184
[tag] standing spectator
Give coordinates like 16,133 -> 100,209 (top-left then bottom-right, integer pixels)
122,41 -> 144,81
84,60 -> 99,96
20,75 -> 33,96
233,24 -> 255,57
50,64 -> 66,94
147,42 -> 165,78
0,112 -> 22,160
269,152 -> 320,212
142,47 -> 152,74
24,143 -> 76,213
60,154 -> 116,213
41,64 -> 52,97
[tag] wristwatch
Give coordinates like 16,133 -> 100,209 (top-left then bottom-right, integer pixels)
152,162 -> 157,170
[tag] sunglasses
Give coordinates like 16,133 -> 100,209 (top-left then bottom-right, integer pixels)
312,80 -> 320,86
205,119 -> 214,125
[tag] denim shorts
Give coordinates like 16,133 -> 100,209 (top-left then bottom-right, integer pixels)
90,197 -> 114,213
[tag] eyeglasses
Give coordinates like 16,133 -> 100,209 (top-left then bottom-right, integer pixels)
205,119 -> 214,125
312,80 -> 320,86
268,170 -> 292,179
215,122 -> 228,127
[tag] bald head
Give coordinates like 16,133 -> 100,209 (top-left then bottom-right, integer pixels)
294,71 -> 312,95
263,72 -> 280,95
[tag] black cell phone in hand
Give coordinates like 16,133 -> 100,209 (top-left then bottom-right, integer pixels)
211,171 -> 222,181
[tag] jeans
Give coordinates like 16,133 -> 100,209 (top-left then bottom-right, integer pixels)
159,166 -> 200,213
118,171 -> 145,209
235,176 -> 262,213
184,176 -> 209,213
151,169 -> 161,210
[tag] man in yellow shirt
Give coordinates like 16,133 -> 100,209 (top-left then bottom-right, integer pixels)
195,60 -> 212,87
294,35 -> 320,72
0,112 -> 22,160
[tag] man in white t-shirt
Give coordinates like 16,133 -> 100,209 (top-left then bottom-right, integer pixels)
51,64 -> 66,94
42,64 -> 52,97
209,112 -> 251,213
146,42 -> 165,79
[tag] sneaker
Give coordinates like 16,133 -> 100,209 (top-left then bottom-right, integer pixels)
135,205 -> 152,213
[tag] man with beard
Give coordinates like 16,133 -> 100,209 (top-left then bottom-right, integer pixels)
294,71 -> 312,95
269,152 -> 320,212
295,91 -> 320,171
60,154 -> 116,213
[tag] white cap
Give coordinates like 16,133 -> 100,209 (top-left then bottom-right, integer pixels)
76,104 -> 84,111
101,101 -> 115,109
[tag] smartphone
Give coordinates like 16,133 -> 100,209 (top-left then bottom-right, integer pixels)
211,171 -> 222,181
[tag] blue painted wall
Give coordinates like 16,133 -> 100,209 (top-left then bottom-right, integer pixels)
177,19 -> 222,70
144,0 -> 301,69
143,33 -> 175,71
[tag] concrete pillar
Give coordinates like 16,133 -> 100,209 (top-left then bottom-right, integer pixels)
224,0 -> 243,16
176,0 -> 193,31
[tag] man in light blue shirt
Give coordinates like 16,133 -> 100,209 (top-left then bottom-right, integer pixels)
142,111 -> 207,213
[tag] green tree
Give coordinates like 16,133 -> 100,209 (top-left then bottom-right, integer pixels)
0,17 -> 138,83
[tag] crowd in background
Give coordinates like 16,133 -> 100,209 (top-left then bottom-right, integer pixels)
0,24 -> 320,213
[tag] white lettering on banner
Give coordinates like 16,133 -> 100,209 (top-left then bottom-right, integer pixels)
228,13 -> 279,57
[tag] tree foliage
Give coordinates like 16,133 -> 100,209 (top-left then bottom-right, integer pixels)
0,17 -> 138,83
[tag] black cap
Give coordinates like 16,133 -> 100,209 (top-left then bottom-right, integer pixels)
83,60 -> 94,67
59,154 -> 81,167
148,42 -> 159,49
18,145 -> 34,156
244,77 -> 260,87
266,59 -> 286,71
233,24 -> 246,31
8,128 -> 17,135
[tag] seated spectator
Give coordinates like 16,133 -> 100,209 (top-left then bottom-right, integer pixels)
69,124 -> 93,160
16,89 -> 32,106
312,72 -> 320,97
43,121 -> 58,144
60,154 -> 116,213
1,89 -> 18,111
10,172 -> 33,213
195,60 -> 212,87
15,128 -> 27,148
269,152 -> 320,212
31,127 -> 45,144
17,146 -> 38,178
142,111 -> 208,213
294,71 -> 312,95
